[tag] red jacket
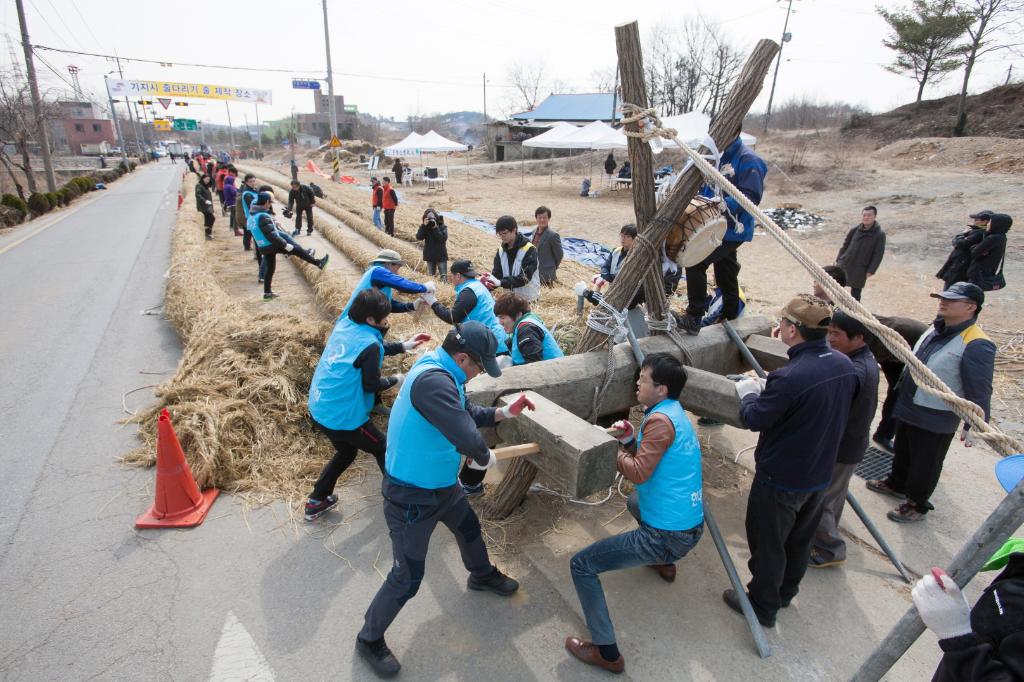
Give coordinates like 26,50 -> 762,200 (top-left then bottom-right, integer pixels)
215,168 -> 228,191
382,185 -> 398,210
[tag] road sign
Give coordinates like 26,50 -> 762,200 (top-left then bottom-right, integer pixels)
172,118 -> 199,131
153,120 -> 171,131
291,79 -> 321,90
157,98 -> 172,110
329,136 -> 342,148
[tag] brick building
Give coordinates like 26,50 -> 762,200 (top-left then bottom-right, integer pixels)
49,101 -> 116,155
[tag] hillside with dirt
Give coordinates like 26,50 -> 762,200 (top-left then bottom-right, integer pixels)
844,82 -> 1024,143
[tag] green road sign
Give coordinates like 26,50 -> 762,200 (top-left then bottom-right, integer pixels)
172,118 -> 199,131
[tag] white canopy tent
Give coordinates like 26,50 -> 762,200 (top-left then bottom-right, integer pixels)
521,122 -> 578,149
417,130 -> 468,152
383,130 -> 469,180
382,132 -> 425,157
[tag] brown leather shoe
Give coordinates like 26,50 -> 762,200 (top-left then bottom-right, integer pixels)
565,637 -> 625,674
649,563 -> 676,583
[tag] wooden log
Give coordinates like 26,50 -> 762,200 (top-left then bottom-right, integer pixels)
614,21 -> 667,329
575,38 -> 780,355
744,333 -> 789,372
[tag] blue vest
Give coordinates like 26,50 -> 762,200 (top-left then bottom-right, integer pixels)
510,313 -> 564,365
456,278 -> 507,345
342,267 -> 394,318
308,318 -> 384,430
385,350 -> 467,489
241,189 -> 258,221
636,399 -> 704,531
246,210 -> 273,249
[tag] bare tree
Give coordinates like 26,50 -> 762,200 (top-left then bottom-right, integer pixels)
0,69 -> 59,197
506,60 -> 546,113
953,0 -> 1024,134
698,19 -> 746,117
590,67 -> 617,93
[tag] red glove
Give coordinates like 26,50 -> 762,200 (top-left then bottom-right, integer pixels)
611,419 -> 635,445
501,393 -> 536,418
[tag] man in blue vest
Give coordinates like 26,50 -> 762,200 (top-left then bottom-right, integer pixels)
493,292 -> 563,366
420,259 -> 506,345
675,135 -> 767,335
565,353 -> 703,674
247,192 -> 328,300
866,282 -> 995,523
594,223 -> 636,290
304,288 -> 431,521
357,322 -> 535,678
341,249 -> 433,318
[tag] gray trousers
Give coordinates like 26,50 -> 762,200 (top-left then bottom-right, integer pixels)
812,462 -> 856,562
360,477 -> 493,641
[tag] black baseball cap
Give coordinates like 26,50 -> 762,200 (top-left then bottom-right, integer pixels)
931,282 -> 984,306
969,210 -> 995,219
255,191 -> 273,206
450,259 -> 478,277
452,321 -> 502,377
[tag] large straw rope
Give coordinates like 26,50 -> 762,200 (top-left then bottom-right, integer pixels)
620,103 -> 1023,457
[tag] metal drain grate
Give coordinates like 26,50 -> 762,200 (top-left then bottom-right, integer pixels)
855,446 -> 894,481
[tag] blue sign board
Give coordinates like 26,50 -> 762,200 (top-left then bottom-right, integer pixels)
291,79 -> 322,90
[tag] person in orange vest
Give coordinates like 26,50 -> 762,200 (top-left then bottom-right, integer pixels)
381,177 -> 399,237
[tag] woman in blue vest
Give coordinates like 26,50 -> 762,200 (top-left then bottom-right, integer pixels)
340,249 -> 432,318
247,192 -> 328,300
356,322 -> 533,678
420,259 -> 506,345
565,353 -> 704,674
304,288 -> 430,521
493,292 -> 564,366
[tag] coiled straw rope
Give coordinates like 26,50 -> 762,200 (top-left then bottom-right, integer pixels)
620,102 -> 1022,457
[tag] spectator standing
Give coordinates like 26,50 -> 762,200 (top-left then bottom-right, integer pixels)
370,177 -> 383,229
286,180 -> 317,236
836,206 -> 886,301
603,152 -> 617,178
531,206 -> 564,285
381,177 -> 399,237
967,213 -> 1011,292
391,158 -> 404,185
195,175 -> 216,240
215,165 -> 229,214
222,172 -> 239,235
937,210 -> 992,289
415,208 -> 449,282
290,157 -> 299,182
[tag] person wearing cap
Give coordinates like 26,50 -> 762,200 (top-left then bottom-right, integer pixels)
304,289 -> 431,521
565,353 -> 703,674
341,249 -> 432,318
356,322 -> 533,678
415,207 -> 449,283
247,192 -> 328,300
967,213 -> 1011,292
808,310 -> 879,568
866,282 -> 996,523
911,456 -> 1024,681
420,259 -> 506,344
485,215 -> 541,302
836,206 -> 886,302
937,210 -> 993,289
724,294 -> 857,627
493,293 -> 564,366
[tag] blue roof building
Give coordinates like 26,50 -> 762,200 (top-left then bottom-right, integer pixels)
510,93 -> 620,123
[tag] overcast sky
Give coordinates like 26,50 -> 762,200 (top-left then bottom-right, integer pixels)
2,0 -> 1020,128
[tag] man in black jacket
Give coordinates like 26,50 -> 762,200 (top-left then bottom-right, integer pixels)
937,210 -> 992,288
967,213 -> 1011,291
286,180 -> 317,236
836,206 -> 886,302
808,310 -> 879,568
725,294 -> 857,627
415,208 -> 449,283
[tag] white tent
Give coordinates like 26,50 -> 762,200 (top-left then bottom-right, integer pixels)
417,130 -> 468,152
383,132 -> 424,156
521,122 -> 578,148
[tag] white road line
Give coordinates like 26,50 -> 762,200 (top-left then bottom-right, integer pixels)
208,611 -> 275,682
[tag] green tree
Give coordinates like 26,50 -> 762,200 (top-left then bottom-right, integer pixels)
878,0 -> 974,104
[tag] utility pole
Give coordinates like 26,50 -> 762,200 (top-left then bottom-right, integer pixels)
103,76 -> 128,163
762,0 -> 795,134
482,72 -> 487,122
322,0 -> 340,180
225,101 -> 236,149
610,68 -> 619,123
14,0 -> 57,191
255,103 -> 263,154
115,54 -> 142,154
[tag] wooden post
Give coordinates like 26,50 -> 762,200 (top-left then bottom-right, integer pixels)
613,21 -> 667,333
851,478 -> 1024,682
575,38 -> 779,355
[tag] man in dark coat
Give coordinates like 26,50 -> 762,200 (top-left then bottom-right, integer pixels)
836,206 -> 886,301
531,206 -> 563,285
967,213 -> 1011,292
415,208 -> 449,282
286,180 -> 317,236
937,210 -> 992,288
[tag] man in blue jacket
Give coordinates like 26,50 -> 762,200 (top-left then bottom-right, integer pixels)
725,294 -> 857,627
420,259 -> 506,345
356,322 -> 535,678
867,282 -> 996,523
676,135 -> 767,335
341,249 -> 432,317
304,289 -> 431,521
565,353 -> 703,674
247,192 -> 328,300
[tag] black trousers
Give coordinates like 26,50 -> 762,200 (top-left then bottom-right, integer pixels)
360,478 -> 493,642
384,209 -> 396,236
459,460 -> 486,487
310,419 -> 386,500
201,210 -> 215,236
745,475 -> 825,621
850,287 -> 863,301
874,361 -> 905,441
886,421 -> 955,513
259,241 -> 320,294
294,206 -> 314,233
685,242 -> 742,319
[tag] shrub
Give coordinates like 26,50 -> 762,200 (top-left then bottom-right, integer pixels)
128,161 -> 137,171
72,176 -> 92,193
2,193 -> 28,215
118,161 -> 129,174
45,191 -> 62,208
62,182 -> 81,200
57,187 -> 73,206
27,192 -> 50,216
103,171 -> 117,183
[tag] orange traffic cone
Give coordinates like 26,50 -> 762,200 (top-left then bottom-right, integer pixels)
135,409 -> 219,529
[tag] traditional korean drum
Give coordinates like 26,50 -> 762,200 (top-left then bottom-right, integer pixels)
666,196 -> 727,269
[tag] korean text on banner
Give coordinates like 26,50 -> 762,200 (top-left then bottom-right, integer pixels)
105,79 -> 272,105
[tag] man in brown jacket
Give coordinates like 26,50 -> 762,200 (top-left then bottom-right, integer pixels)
837,206 -> 886,301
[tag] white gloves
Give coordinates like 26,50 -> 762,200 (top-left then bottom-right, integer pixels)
573,281 -> 589,297
205,200 -> 213,205
390,373 -> 406,390
591,274 -> 606,289
423,281 -> 437,293
284,243 -> 295,253
480,273 -> 500,289
497,355 -> 514,369
960,426 -> 976,448
734,376 -> 766,399
611,419 -> 635,445
912,570 -> 972,641
467,449 -> 497,471
420,292 -> 437,306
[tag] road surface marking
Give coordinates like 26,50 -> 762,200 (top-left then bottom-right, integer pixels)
208,611 -> 275,682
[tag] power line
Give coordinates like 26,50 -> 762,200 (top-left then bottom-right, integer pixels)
41,0 -> 86,51
24,0 -> 76,50
70,2 -> 104,51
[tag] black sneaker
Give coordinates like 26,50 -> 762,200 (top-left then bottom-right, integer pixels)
263,292 -> 279,301
306,230 -> 313,236
672,311 -> 702,336
291,229 -> 300,236
317,254 -> 329,270
355,637 -> 400,678
468,567 -> 519,597
461,482 -> 484,498
304,494 -> 339,521
722,588 -> 775,627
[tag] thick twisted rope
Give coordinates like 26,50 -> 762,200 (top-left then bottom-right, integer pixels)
620,102 -> 1022,457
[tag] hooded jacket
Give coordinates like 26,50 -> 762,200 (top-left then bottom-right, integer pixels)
222,175 -> 238,208
967,214 -> 1011,289
937,226 -> 986,285
700,137 -> 767,243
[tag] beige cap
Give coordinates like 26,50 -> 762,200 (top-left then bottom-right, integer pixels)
372,249 -> 405,265
780,294 -> 833,329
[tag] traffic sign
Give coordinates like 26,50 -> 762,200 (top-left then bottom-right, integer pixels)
292,79 -> 321,90
329,136 -> 342,148
153,120 -> 171,131
172,118 -> 199,131
157,98 -> 172,109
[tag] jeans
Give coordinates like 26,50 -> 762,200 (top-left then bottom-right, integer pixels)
570,492 -> 703,645
886,421 -> 955,513
811,462 -> 856,562
685,241 -> 742,319
310,419 -> 386,500
372,207 -> 382,228
745,475 -> 825,621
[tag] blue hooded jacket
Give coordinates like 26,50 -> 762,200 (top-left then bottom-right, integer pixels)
700,137 -> 767,243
